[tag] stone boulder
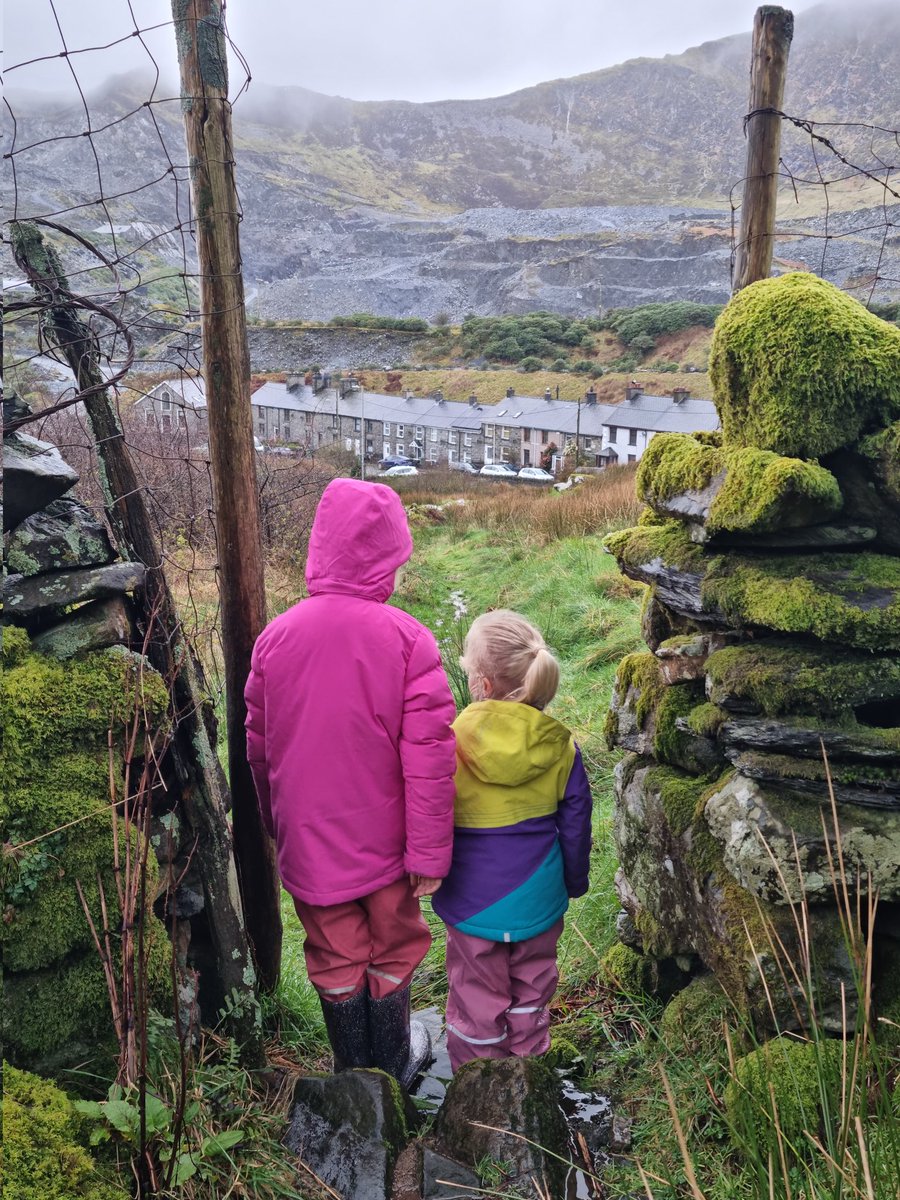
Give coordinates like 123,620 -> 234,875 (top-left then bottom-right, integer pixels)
431,1057 -> 569,1197
3,431 -> 79,532
31,597 -> 132,659
285,1070 -> 411,1200
4,561 -> 146,625
7,498 -> 115,576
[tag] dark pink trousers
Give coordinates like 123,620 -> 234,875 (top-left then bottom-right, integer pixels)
292,877 -> 431,1001
444,920 -> 564,1072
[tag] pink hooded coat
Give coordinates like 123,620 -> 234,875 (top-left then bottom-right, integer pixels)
244,478 -> 456,905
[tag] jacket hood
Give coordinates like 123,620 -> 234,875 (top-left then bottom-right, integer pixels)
305,479 -> 413,602
453,701 -> 572,786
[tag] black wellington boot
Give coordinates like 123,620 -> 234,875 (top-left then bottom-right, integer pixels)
320,987 -> 373,1072
368,985 -> 433,1090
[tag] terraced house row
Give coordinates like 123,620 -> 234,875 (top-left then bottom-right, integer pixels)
136,376 -> 719,469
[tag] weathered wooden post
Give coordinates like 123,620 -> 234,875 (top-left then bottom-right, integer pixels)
732,6 -> 794,292
170,0 -> 282,989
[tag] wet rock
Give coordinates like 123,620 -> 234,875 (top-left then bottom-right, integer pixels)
422,1148 -> 481,1199
559,1074 -> 613,1156
704,522 -> 878,550
720,715 -> 900,764
655,631 -> 734,684
150,811 -> 185,865
286,1070 -> 411,1200
7,498 -> 115,576
3,432 -> 79,532
704,772 -> 900,903
31,597 -> 131,658
432,1057 -> 568,1197
615,907 -> 642,948
609,1114 -> 633,1153
391,1142 -> 423,1200
3,561 -> 146,625
725,749 -> 900,809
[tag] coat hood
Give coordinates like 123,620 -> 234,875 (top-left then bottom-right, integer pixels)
305,479 -> 413,602
453,700 -> 572,787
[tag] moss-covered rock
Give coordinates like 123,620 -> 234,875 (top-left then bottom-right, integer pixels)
705,639 -> 900,719
859,420 -> 900,504
709,272 -> 900,458
724,1036 -> 843,1156
637,432 -> 843,536
606,522 -> 900,651
1,1063 -> 129,1200
659,974 -> 733,1057
1,635 -> 171,1068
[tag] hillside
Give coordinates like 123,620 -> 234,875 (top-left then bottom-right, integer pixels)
6,2 -> 899,320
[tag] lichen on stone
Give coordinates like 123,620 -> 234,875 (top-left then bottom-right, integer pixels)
709,272 -> 900,458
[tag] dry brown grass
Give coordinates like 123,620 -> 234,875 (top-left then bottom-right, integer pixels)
398,465 -> 642,542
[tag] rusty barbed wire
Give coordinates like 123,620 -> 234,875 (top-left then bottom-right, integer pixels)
730,111 -> 900,304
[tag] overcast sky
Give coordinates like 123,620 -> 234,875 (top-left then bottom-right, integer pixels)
6,0 -> 820,103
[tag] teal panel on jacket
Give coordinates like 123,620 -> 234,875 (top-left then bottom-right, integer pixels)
454,842 -> 569,943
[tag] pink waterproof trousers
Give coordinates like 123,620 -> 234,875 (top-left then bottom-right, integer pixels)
293,877 -> 432,1001
444,920 -> 564,1072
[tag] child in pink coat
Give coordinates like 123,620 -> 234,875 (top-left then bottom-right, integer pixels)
432,610 -> 593,1072
245,479 -> 456,1086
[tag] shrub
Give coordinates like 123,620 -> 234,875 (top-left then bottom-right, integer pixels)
550,357 -> 570,372
519,356 -> 543,372
573,360 -> 596,374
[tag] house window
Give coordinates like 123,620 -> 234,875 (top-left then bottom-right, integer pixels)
161,392 -> 172,411
607,425 -> 618,443
383,422 -> 391,435
500,426 -> 510,440
628,429 -> 638,446
258,420 -> 265,434
628,454 -> 637,463
305,411 -> 314,424
397,444 -> 405,456
354,418 -> 361,432
584,438 -> 593,450
415,426 -> 424,442
366,440 -> 374,454
429,447 -> 438,463
284,408 -> 292,423
464,433 -> 472,447
522,427 -> 532,440
397,424 -> 405,438
283,422 -> 291,440
541,429 -> 549,442
429,427 -> 437,442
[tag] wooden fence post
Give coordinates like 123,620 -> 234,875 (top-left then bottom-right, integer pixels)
732,6 -> 794,292
170,0 -> 282,990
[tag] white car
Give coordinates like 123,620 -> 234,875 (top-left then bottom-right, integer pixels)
378,464 -> 419,478
517,467 -> 555,483
479,464 -> 518,478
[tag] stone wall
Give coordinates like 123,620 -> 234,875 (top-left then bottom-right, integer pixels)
602,273 -> 900,1031
247,326 -> 433,373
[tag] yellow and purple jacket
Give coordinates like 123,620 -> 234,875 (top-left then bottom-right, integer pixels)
432,700 -> 593,942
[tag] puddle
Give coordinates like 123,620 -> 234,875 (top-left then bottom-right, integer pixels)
412,1007 -> 614,1198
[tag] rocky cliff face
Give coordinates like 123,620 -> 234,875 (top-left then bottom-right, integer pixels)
6,3 -> 899,319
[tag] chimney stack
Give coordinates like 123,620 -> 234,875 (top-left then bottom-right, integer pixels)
468,393 -> 478,407
544,387 -> 552,402
506,387 -> 515,399
585,388 -> 597,406
672,387 -> 690,405
625,382 -> 643,402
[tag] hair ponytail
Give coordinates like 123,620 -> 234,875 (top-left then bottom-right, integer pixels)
461,609 -> 560,709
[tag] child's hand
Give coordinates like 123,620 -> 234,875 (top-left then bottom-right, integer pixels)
409,873 -> 442,898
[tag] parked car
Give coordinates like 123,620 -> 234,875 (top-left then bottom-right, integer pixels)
517,466 -> 555,484
449,461 -> 478,474
379,455 -> 415,469
479,463 -> 518,478
378,464 -> 419,478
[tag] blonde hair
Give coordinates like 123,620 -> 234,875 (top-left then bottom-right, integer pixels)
461,609 -> 560,710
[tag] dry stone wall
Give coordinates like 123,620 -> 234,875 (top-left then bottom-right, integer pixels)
602,274 -> 900,1030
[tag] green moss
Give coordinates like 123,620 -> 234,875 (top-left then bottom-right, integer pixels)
645,764 -> 708,836
706,640 -> 900,717
614,651 -> 666,728
702,549 -> 900,652
659,974 -> 733,1057
2,624 -> 31,667
599,942 -> 655,996
604,520 -> 703,573
859,419 -> 900,501
603,706 -> 619,750
686,702 -> 727,737
638,435 -> 843,535
709,272 -> 900,457
652,683 -> 703,767
724,1036 -> 843,1156
1,1063 -> 129,1200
